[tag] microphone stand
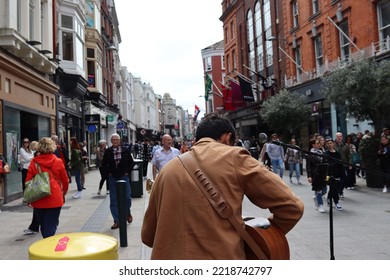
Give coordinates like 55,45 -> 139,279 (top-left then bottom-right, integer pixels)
270,139 -> 390,260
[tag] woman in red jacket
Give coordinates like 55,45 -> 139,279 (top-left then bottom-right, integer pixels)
26,137 -> 69,238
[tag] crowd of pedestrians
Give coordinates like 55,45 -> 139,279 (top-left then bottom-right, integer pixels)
2,120 -> 389,252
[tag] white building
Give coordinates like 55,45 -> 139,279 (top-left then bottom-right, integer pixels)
133,78 -> 158,140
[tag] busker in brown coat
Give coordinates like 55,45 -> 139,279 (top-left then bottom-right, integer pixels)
141,113 -> 304,260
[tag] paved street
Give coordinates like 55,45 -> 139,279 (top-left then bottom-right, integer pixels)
0,163 -> 389,260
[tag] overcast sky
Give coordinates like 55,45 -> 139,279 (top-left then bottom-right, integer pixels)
115,0 -> 223,116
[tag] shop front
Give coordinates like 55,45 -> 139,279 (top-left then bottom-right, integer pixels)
0,53 -> 57,204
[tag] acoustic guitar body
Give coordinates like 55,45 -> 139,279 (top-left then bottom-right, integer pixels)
244,224 -> 290,260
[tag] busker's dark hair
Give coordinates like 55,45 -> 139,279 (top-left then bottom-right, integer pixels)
195,113 -> 236,144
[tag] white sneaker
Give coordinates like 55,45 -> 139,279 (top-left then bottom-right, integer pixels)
23,229 -> 38,235
72,191 -> 81,199
383,186 -> 388,193
336,204 -> 343,211
318,205 -> 325,213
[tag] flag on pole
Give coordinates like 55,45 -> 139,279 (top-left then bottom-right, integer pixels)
238,76 -> 255,102
230,80 -> 246,108
222,85 -> 236,111
204,74 -> 212,101
193,105 -> 200,121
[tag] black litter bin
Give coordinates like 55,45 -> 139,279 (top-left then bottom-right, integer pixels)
130,159 -> 143,197
249,147 -> 259,159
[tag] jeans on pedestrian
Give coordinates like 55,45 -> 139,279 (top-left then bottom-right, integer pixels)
288,162 -> 301,181
108,175 -> 132,224
73,168 -> 82,192
271,158 -> 285,178
35,207 -> 62,238
315,186 -> 327,206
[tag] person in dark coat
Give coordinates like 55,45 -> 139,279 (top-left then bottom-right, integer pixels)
306,138 -> 328,213
102,133 -> 135,229
325,138 -> 344,210
378,135 -> 390,193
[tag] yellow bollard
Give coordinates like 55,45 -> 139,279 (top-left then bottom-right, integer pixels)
28,232 -> 118,260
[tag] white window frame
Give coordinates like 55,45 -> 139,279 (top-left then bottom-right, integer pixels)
314,35 -> 323,68
292,1 -> 299,28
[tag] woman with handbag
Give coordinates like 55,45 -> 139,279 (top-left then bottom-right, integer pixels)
20,138 -> 34,191
25,137 -> 69,238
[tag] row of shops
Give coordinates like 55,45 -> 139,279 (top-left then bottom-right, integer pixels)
0,53 -> 148,205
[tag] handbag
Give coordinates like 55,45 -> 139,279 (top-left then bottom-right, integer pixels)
178,152 -> 290,260
24,163 -> 51,203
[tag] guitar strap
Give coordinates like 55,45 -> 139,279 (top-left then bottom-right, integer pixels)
178,152 -> 268,260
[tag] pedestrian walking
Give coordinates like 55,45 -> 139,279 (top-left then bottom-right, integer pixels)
25,137 -> 69,238
22,140 -> 40,235
284,138 -> 302,184
306,138 -> 328,213
324,138 -> 343,211
266,134 -> 285,178
378,135 -> 390,193
151,134 -> 180,180
101,133 -> 134,230
52,135 -> 71,183
69,137 -> 83,199
141,113 -> 304,259
140,138 -> 152,179
79,142 -> 88,190
180,141 -> 189,153
20,138 -> 34,191
334,132 -> 348,199
96,139 -> 108,195
342,135 -> 355,190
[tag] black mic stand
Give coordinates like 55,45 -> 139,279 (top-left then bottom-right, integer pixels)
270,140 -> 341,260
263,136 -> 390,260
327,177 -> 337,260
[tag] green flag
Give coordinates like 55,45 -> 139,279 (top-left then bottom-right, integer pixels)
204,74 -> 212,101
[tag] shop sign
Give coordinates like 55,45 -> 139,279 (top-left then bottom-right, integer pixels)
85,114 -> 100,125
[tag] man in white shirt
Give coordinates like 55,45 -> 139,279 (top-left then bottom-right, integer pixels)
151,134 -> 180,179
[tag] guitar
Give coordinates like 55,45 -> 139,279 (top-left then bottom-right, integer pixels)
243,217 -> 290,260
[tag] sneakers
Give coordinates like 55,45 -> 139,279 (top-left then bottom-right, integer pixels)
336,204 -> 343,211
383,186 -> 388,193
313,196 -> 319,209
72,191 -> 81,199
297,180 -> 302,185
289,178 -> 293,183
318,205 -> 325,213
23,229 -> 38,235
97,191 -> 101,195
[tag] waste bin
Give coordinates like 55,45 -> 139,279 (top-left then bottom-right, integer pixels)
131,159 -> 143,198
249,147 -> 259,159
28,232 -> 118,260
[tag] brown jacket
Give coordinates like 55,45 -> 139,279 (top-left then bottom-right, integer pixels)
141,137 -> 304,259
